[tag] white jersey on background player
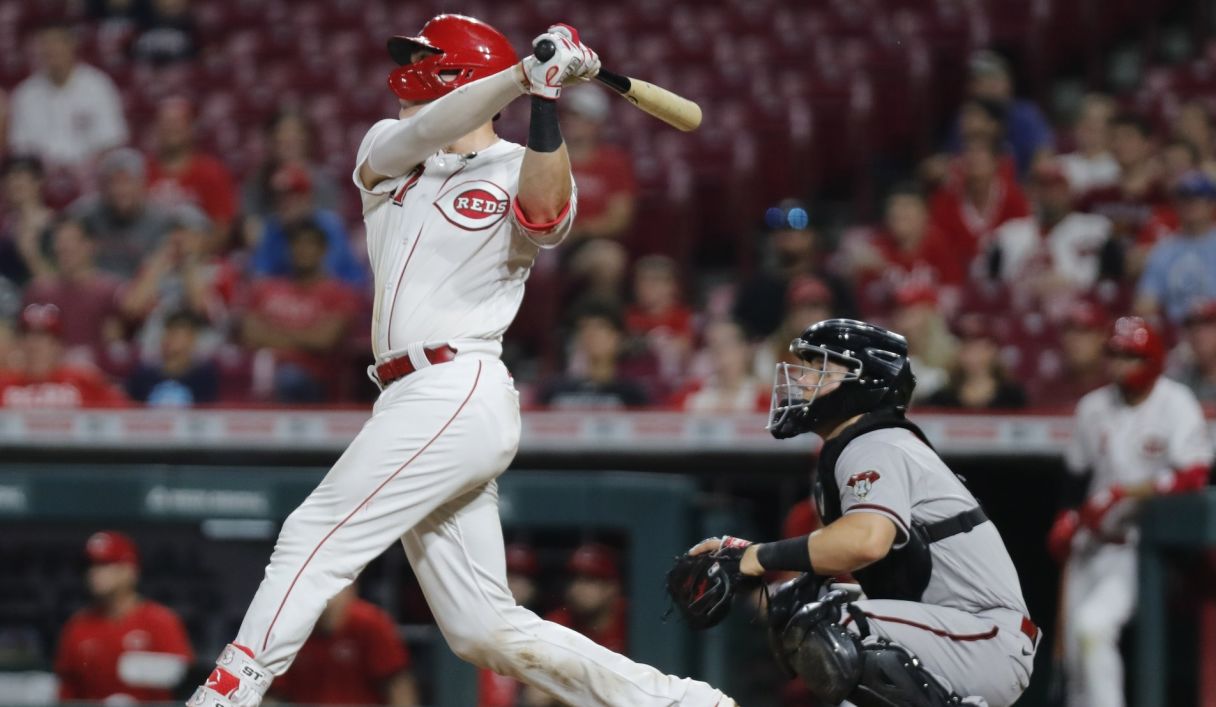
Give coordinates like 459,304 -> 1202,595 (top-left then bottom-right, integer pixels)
187,15 -> 737,707
1054,317 -> 1213,707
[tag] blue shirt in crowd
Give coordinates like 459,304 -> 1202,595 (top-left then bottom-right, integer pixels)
251,209 -> 367,289
1137,229 -> 1216,323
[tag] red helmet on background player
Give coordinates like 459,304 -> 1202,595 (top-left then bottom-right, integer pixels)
1105,316 -> 1164,395
567,543 -> 620,582
387,14 -> 518,103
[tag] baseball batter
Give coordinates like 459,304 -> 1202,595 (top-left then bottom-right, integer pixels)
685,319 -> 1036,706
188,15 -> 735,707
1048,316 -> 1214,707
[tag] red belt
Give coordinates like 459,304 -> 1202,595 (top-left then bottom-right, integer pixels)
1020,615 -> 1039,644
375,345 -> 458,386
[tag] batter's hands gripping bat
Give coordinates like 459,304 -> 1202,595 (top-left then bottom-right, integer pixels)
533,40 -> 703,132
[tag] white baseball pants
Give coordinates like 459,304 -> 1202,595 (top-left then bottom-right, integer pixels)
230,353 -> 727,706
1062,540 -> 1136,707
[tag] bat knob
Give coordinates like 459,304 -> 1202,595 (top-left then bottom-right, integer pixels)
533,39 -> 556,62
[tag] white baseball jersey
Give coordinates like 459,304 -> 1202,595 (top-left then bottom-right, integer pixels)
1065,377 -> 1214,493
993,212 -> 1112,289
353,119 -> 576,363
1060,377 -> 1211,707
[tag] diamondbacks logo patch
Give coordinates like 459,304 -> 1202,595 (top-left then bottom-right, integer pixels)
434,179 -> 510,231
846,470 -> 881,499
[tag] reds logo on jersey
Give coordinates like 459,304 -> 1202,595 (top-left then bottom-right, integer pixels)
1141,435 -> 1167,457
434,179 -> 510,231
846,470 -> 881,499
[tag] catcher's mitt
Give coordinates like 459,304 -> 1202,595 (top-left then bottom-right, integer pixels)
665,536 -> 757,630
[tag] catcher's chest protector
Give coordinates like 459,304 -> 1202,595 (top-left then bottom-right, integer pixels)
815,410 -> 938,601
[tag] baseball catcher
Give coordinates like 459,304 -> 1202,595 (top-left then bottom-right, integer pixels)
668,319 -> 1038,707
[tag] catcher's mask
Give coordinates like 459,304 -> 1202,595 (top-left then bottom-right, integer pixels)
768,319 -> 916,440
768,346 -> 861,435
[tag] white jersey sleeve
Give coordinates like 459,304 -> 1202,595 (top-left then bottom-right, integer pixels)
1065,391 -> 1102,475
352,119 -> 409,212
836,440 -> 914,547
1166,386 -> 1214,470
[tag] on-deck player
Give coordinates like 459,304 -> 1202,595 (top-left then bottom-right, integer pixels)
187,14 -> 736,707
1048,316 -> 1214,707
692,319 -> 1037,706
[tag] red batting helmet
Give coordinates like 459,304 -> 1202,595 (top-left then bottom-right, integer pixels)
1106,316 -> 1164,395
387,14 -> 518,103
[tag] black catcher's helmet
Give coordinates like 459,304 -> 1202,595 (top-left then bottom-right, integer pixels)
767,319 -> 916,439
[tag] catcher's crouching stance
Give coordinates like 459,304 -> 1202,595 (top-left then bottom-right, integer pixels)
668,320 -> 1038,707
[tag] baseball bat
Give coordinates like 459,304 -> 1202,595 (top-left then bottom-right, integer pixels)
534,39 -> 702,132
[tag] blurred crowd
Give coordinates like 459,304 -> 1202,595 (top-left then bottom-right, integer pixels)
50,530 -> 629,707
1,17 -> 1216,413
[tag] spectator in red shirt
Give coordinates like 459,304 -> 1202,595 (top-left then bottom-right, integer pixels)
560,86 -> 637,316
1076,113 -> 1167,278
146,96 -> 237,244
675,319 -> 767,413
546,544 -> 628,654
478,544 -> 542,707
55,531 -> 193,702
274,584 -> 418,706
23,218 -> 123,362
846,185 -> 963,317
241,219 -> 359,403
0,303 -> 127,407
929,137 -> 1030,278
625,255 -> 693,380
1028,300 -> 1111,409
564,86 -> 636,243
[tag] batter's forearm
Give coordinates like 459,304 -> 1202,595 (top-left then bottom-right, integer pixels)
366,67 -> 526,178
517,97 -> 573,221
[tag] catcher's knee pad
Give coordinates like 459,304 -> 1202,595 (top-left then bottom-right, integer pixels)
777,594 -> 963,707
850,642 -> 964,707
